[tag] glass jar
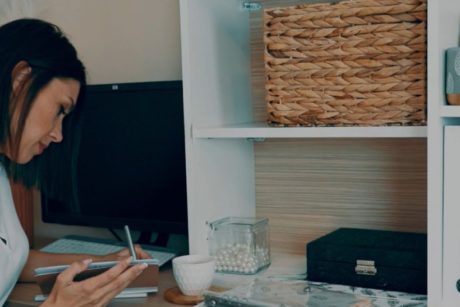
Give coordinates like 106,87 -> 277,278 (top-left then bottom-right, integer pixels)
208,217 -> 270,274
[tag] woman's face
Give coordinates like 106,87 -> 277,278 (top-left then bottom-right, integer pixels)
10,78 -> 80,164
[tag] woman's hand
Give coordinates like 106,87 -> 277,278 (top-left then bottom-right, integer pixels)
41,257 -> 147,307
101,244 -> 152,262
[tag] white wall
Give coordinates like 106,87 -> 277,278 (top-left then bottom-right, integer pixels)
34,0 -> 182,84
0,0 -> 182,244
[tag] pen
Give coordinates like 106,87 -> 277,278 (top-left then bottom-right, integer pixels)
124,225 -> 137,261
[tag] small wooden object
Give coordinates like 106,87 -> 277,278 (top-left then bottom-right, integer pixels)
447,94 -> 460,105
164,286 -> 225,305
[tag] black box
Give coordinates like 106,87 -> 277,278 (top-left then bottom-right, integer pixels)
306,228 -> 427,294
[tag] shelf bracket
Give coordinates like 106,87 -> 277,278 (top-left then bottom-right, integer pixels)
241,1 -> 262,12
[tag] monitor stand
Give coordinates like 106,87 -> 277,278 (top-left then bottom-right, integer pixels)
137,231 -> 169,248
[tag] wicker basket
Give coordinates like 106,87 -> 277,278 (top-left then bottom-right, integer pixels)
264,0 -> 427,127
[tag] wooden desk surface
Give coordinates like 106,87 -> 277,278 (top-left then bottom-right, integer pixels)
7,247 -> 305,306
7,268 -> 186,307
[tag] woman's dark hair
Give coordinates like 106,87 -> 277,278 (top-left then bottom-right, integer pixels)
0,18 -> 86,200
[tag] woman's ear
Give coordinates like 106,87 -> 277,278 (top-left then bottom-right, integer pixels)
11,61 -> 32,94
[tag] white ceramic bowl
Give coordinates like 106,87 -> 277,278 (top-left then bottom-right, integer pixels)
172,254 -> 215,296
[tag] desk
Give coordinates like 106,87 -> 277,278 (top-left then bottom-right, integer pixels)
7,251 -> 305,306
7,269 -> 184,306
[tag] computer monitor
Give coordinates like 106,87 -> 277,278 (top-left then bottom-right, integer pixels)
41,81 -> 188,242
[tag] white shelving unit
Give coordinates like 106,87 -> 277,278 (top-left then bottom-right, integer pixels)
194,123 -> 427,139
443,126 -> 460,304
180,0 -> 460,305
180,0 -> 256,257
428,0 -> 460,306
440,105 -> 460,118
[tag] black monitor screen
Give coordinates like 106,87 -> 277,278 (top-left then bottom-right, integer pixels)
41,81 -> 188,235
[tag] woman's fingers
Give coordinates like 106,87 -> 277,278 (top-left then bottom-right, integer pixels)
115,248 -> 130,258
46,257 -> 147,307
84,262 -> 148,305
115,245 -> 151,260
79,256 -> 132,291
56,258 -> 93,286
134,245 -> 152,259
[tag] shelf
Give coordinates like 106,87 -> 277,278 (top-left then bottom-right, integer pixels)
193,123 -> 428,139
440,105 -> 460,117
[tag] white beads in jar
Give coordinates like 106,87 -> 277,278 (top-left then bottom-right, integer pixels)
214,243 -> 270,274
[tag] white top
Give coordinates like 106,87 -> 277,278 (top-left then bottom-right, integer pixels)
0,164 -> 29,305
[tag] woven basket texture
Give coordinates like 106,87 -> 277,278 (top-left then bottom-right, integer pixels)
264,0 -> 427,126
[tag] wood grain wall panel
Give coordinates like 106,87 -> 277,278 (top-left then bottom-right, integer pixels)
250,0 -> 427,256
254,139 -> 427,255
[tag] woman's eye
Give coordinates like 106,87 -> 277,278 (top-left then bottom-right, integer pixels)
58,106 -> 68,117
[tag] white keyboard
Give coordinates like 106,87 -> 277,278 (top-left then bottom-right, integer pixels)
41,236 -> 176,267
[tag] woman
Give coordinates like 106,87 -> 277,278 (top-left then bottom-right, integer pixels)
0,18 -> 151,306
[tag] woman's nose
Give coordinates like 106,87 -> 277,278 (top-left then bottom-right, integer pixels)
49,118 -> 63,143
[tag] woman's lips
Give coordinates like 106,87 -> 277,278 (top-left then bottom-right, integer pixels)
37,142 -> 48,155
